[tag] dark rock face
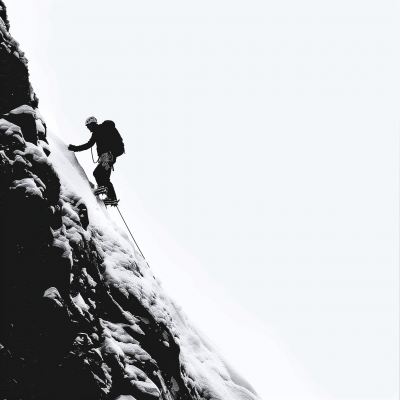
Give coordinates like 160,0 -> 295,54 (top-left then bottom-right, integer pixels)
0,7 -> 199,400
0,1 -> 10,31
0,4 -> 32,115
0,49 -> 31,114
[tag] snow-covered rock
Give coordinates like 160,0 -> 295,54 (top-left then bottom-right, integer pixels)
0,2 -> 260,400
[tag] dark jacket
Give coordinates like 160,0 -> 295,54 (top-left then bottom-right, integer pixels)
74,120 -> 116,157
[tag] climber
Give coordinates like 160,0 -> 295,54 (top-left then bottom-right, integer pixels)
68,116 -> 125,206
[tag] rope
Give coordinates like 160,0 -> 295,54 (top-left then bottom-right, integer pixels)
116,205 -> 146,260
91,147 -> 98,163
92,150 -> 145,262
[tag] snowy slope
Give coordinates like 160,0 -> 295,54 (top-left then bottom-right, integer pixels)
47,128 -> 260,400
0,99 -> 261,400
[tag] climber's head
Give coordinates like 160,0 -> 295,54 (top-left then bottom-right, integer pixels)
85,116 -> 98,132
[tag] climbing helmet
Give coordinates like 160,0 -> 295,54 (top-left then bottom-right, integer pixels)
85,116 -> 97,125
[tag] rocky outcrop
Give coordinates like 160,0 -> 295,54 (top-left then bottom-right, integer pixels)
0,7 -> 194,400
0,3 -> 260,400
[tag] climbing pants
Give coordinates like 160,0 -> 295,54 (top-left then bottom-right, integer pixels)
93,162 -> 117,201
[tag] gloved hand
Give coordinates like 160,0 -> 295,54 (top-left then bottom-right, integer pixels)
68,144 -> 77,151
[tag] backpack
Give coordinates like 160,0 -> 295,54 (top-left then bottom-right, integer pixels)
102,120 -> 125,158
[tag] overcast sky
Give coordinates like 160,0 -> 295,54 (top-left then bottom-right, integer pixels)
6,1 -> 399,399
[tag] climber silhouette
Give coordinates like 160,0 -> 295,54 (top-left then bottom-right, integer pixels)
68,116 -> 125,205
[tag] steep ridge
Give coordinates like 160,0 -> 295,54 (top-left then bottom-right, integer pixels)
0,3 -> 260,400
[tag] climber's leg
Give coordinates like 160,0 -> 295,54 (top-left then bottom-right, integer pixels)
93,163 -> 117,200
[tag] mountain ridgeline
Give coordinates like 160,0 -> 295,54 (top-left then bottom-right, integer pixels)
0,3 -> 260,400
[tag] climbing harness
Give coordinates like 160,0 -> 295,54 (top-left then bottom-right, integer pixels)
116,205 -> 146,260
92,149 -> 114,171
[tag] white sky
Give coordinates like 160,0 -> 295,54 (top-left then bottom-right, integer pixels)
5,1 -> 399,399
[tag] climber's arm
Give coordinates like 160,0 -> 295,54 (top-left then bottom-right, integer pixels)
68,134 -> 96,152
